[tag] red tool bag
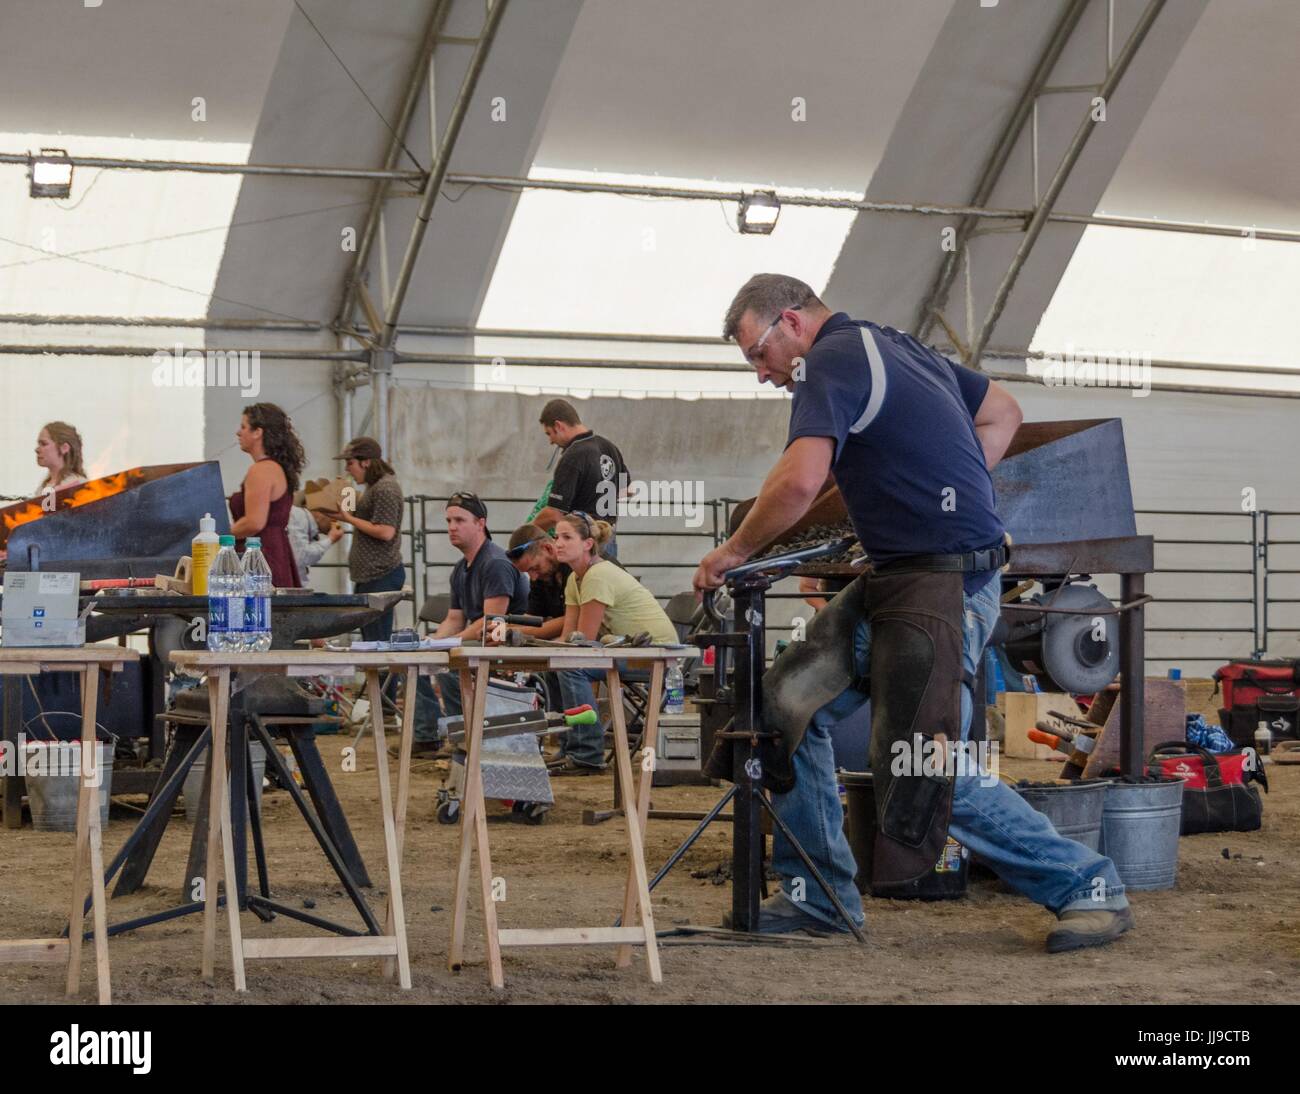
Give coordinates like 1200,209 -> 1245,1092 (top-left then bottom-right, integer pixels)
1213,659 -> 1300,748
1214,659 -> 1300,707
1148,741 -> 1267,834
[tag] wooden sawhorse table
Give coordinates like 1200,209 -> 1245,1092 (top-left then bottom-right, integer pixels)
447,645 -> 678,989
169,649 -> 449,992
0,645 -> 138,1004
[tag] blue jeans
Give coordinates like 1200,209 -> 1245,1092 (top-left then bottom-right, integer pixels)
413,671 -> 462,744
355,563 -> 405,705
354,563 -> 405,643
555,662 -> 648,767
771,571 -> 1127,928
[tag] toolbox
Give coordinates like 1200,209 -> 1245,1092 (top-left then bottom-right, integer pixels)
1214,659 -> 1300,747
651,712 -> 712,786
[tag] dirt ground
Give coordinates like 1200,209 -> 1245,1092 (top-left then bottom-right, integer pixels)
2,740 -> 1298,1005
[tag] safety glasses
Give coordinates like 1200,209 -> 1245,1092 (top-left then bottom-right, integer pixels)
506,534 -> 549,560
742,302 -> 806,364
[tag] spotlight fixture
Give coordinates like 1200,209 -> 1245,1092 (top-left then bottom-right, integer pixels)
29,149 -> 73,199
737,190 -> 781,234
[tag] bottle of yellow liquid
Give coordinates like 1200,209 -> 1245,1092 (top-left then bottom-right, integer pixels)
191,513 -> 219,595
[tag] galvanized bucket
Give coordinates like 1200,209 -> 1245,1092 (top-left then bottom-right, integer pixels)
1014,779 -> 1110,852
183,739 -> 267,824
1099,777 -> 1185,891
23,741 -> 114,832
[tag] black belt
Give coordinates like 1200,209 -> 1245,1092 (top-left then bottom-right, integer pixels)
872,544 -> 1008,575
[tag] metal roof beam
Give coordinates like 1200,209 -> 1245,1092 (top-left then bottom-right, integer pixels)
333,0 -> 452,336
967,0 -> 1168,369
378,0 -> 508,350
911,0 -> 1091,342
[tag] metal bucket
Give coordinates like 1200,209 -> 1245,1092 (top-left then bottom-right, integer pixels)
842,771 -> 968,900
23,742 -> 114,832
1013,780 -> 1109,852
1099,777 -> 1184,891
183,739 -> 267,824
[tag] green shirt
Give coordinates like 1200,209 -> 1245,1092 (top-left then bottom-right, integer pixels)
564,560 -> 677,645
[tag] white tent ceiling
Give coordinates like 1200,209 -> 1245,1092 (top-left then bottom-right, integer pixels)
0,0 -> 1295,372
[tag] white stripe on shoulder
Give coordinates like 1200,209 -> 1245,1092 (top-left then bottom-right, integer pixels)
849,325 -> 887,433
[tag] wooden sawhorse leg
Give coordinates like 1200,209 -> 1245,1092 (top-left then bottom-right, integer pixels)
605,668 -> 662,983
202,668 -> 246,991
65,664 -> 111,1003
616,660 -> 664,969
364,669 -> 411,989
382,664 -> 418,981
447,663 -> 503,989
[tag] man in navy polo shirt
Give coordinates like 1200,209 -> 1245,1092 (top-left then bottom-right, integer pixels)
693,273 -> 1132,953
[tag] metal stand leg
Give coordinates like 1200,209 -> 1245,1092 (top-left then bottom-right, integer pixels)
754,792 -> 866,941
2,678 -> 23,829
285,728 -> 372,887
115,723 -> 206,896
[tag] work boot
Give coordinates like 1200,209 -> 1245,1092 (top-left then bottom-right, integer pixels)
721,891 -> 859,937
1045,905 -> 1135,953
390,739 -> 449,760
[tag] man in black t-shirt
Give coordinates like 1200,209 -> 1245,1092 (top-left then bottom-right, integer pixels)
435,494 -> 529,637
531,398 -> 628,559
507,523 -> 571,640
412,492 -> 529,754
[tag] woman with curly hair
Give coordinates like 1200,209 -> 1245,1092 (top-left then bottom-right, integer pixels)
228,402 -> 305,587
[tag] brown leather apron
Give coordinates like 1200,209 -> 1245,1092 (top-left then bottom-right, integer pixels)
703,568 -> 965,887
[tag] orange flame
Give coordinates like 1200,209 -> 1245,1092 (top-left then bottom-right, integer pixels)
0,468 -> 149,549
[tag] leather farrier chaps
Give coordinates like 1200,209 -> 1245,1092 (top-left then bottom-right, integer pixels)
703,569 -> 966,887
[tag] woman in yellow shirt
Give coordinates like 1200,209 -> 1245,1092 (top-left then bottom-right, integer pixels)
552,511 -> 677,773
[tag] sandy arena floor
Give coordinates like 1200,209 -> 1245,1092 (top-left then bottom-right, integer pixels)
1,742 -> 1297,1005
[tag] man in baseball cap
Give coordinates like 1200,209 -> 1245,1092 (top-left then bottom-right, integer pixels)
411,490 -> 530,755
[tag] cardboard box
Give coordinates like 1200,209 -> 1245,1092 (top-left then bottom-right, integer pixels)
1003,691 -> 1075,760
304,476 -> 351,514
2,571 -> 85,647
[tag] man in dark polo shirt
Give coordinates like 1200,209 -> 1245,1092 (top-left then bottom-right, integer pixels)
507,522 -> 570,640
532,399 -> 628,559
693,273 -> 1132,954
412,492 -> 529,754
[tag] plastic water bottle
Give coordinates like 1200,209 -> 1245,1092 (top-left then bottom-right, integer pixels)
207,535 -> 245,652
241,538 -> 273,653
664,659 -> 685,714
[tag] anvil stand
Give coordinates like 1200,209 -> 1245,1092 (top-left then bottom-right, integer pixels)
636,541 -> 866,941
69,698 -> 377,942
